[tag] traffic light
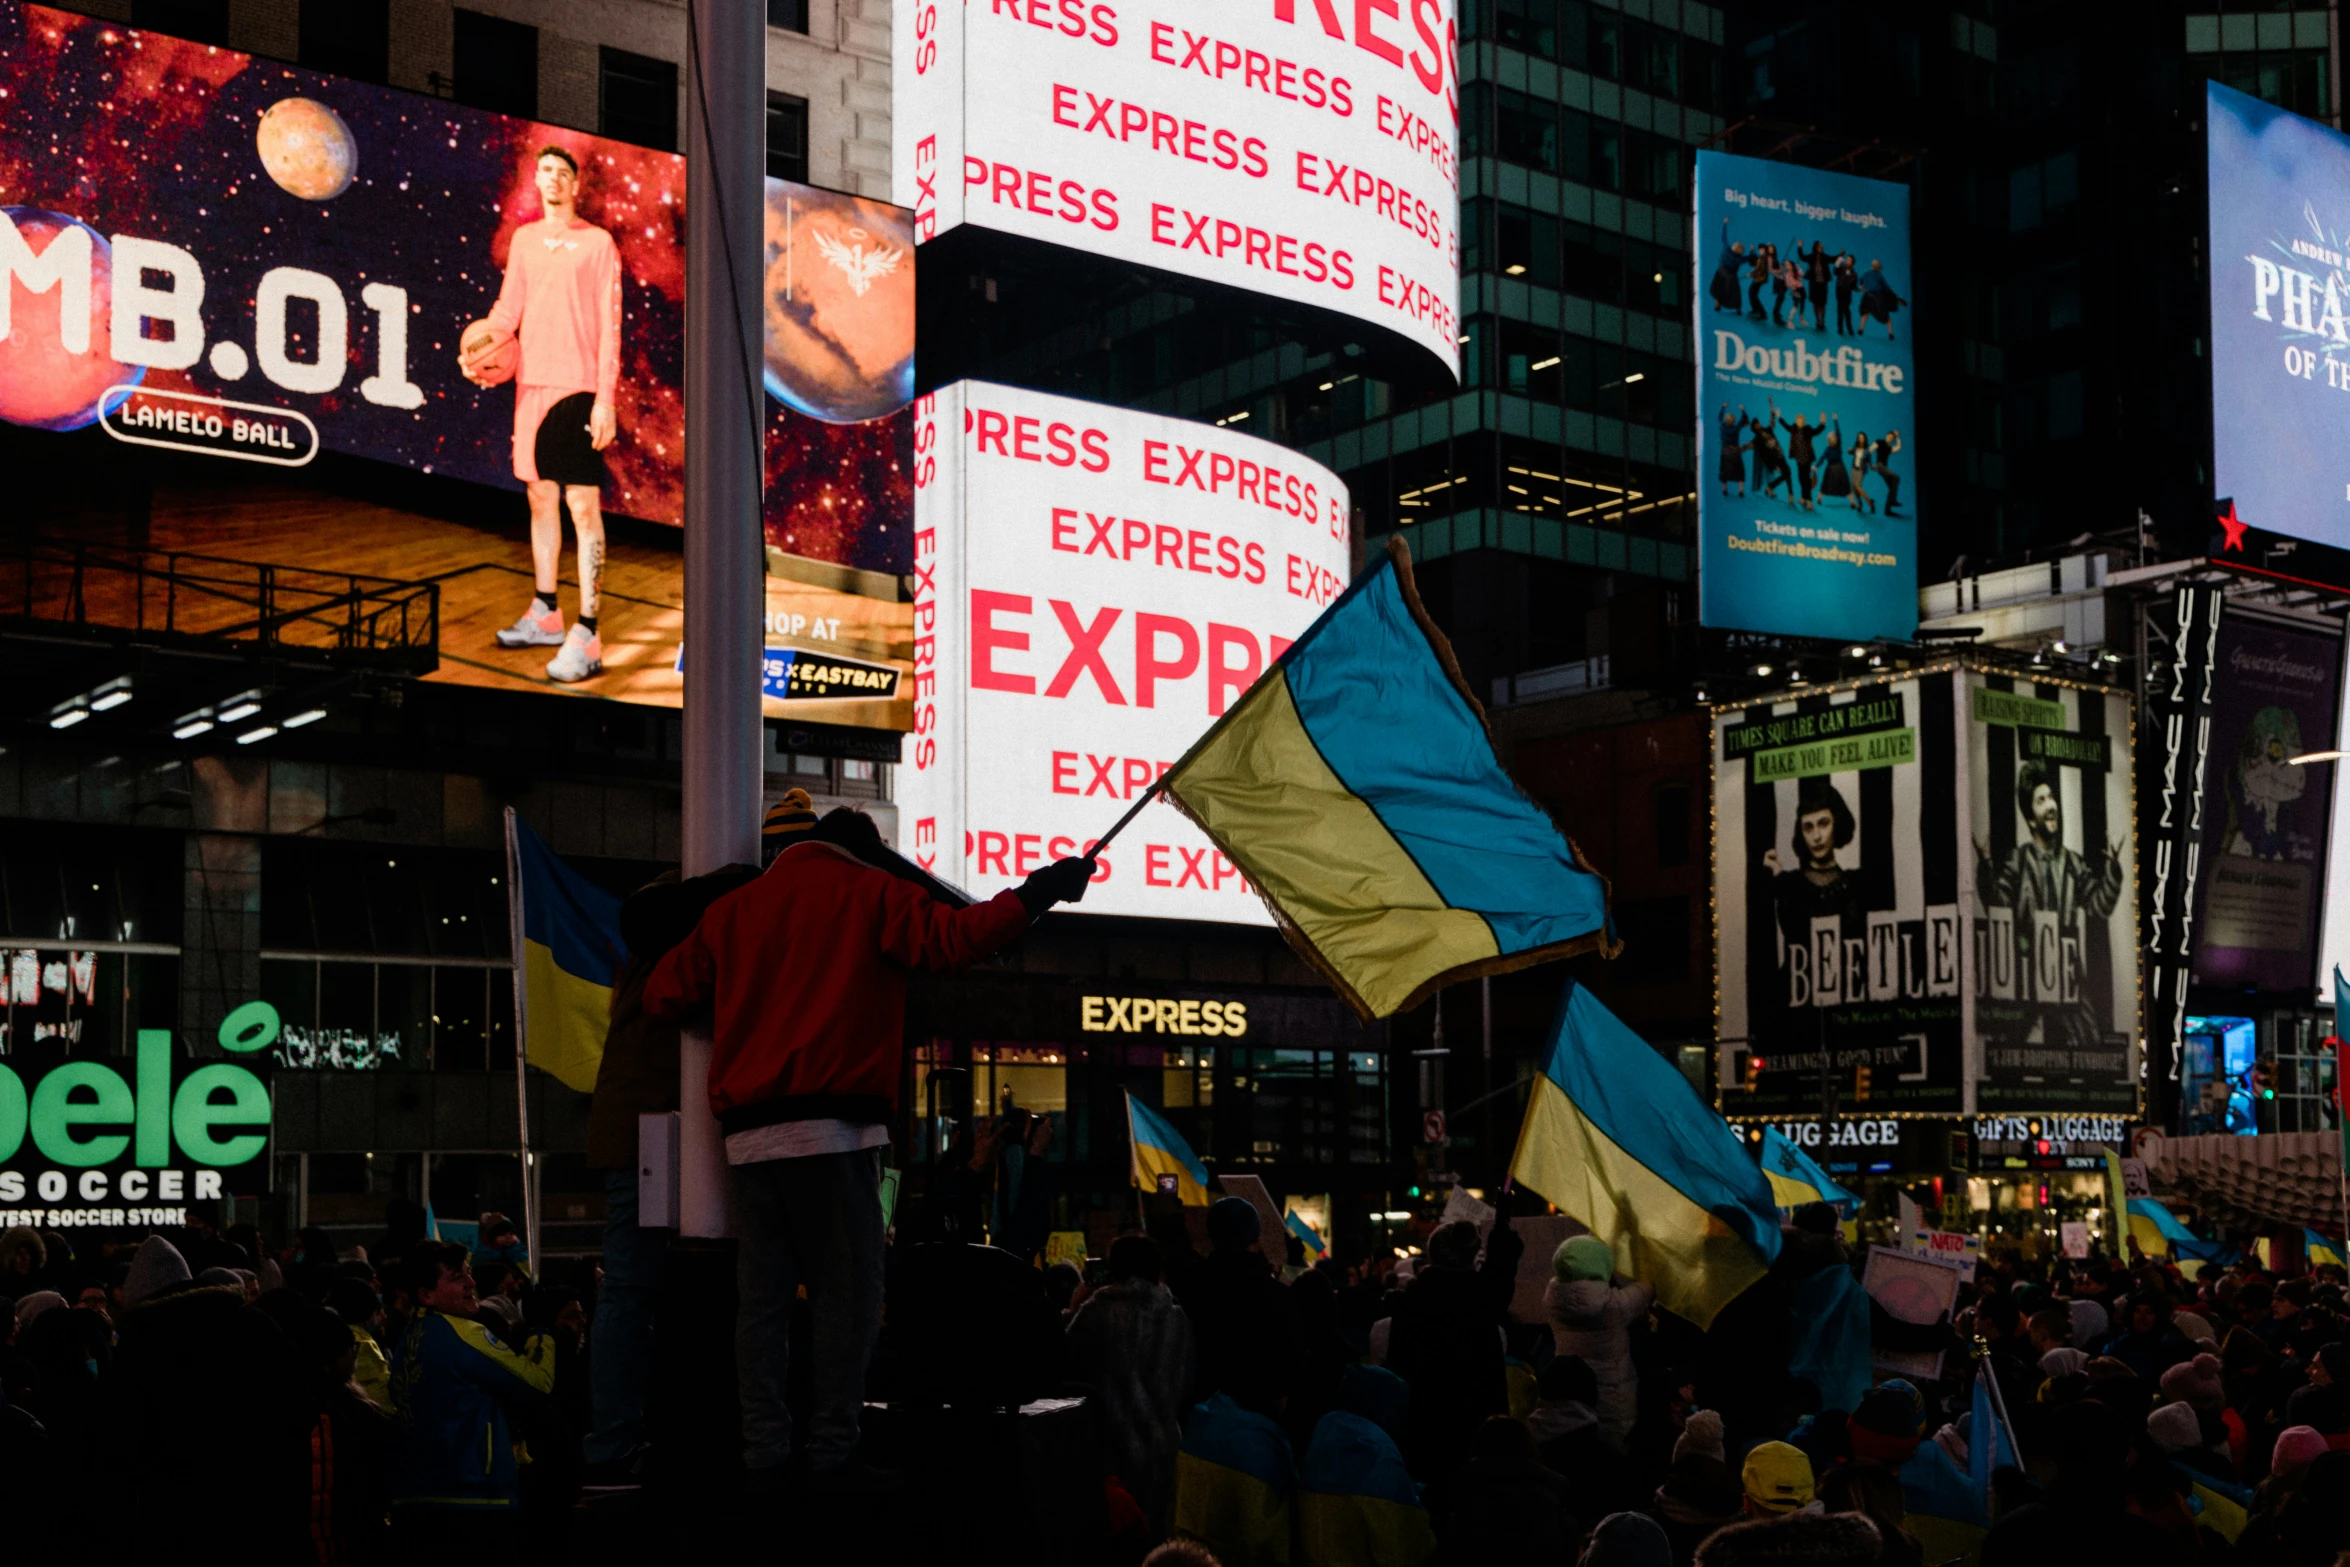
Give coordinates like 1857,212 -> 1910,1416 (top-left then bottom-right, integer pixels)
1746,1054 -> 1766,1089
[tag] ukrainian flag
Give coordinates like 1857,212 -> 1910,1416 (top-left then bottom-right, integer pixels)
1163,540 -> 1615,1020
1297,1369 -> 1437,1567
1172,1393 -> 1295,1567
1510,979 -> 1780,1329
1757,1127 -> 1858,1213
506,809 -> 625,1093
1127,1089 -> 1212,1207
1285,1211 -> 1328,1262
2307,1228 -> 2345,1270
2126,1196 -> 2196,1259
2179,1469 -> 2253,1544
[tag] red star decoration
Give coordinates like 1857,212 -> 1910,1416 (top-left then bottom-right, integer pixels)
2217,501 -> 2249,551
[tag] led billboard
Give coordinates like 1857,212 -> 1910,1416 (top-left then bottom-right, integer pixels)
1693,151 -> 1917,643
896,0 -> 1461,376
2208,80 -> 2350,546
0,6 -> 913,729
900,380 -> 1352,922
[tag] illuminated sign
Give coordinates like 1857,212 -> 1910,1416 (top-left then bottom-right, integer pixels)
1,1003 -> 277,1227
897,0 -> 1462,375
900,380 -> 1351,922
1740,1117 -> 1905,1149
1080,995 -> 1251,1036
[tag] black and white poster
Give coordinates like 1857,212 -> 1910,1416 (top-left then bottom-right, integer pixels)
1714,671 -> 1967,1117
1964,673 -> 2140,1113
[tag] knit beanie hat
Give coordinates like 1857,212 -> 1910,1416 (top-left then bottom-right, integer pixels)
1673,1408 -> 1727,1464
121,1234 -> 192,1307
2069,1298 -> 2110,1348
2159,1352 -> 2225,1413
2273,1425 -> 2329,1479
2147,1402 -> 2204,1455
1741,1441 -> 1816,1514
762,788 -> 818,847
1554,1235 -> 1614,1283
1206,1196 -> 1261,1253
1582,1512 -> 1673,1567
2039,1347 -> 2089,1380
2171,1310 -> 2217,1347
12,1290 -> 64,1332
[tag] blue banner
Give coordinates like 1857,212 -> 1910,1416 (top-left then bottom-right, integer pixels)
2208,81 -> 2350,547
1695,152 -> 1918,642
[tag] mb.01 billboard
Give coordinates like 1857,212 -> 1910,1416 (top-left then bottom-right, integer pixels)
1693,151 -> 1917,644
1713,672 -> 1966,1118
0,5 -> 914,730
1716,667 -> 2141,1118
901,380 -> 1352,923
2208,80 -> 2350,548
897,0 -> 1461,376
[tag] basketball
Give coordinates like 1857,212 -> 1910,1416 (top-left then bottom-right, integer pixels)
459,319 -> 519,387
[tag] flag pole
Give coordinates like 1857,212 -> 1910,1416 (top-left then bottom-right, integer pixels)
1092,775 -> 1170,855
503,808 -> 539,1274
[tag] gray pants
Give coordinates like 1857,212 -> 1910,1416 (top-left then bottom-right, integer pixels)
734,1146 -> 885,1472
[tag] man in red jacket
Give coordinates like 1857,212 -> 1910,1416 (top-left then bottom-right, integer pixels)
642,808 -> 1092,1493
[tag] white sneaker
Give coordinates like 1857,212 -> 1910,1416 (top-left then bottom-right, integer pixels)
495,601 -> 566,647
546,623 -> 604,683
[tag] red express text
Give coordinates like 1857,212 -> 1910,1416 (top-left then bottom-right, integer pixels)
1051,85 -> 1270,178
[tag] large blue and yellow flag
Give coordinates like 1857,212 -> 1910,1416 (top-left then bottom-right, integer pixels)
1127,1089 -> 1212,1206
2307,1228 -> 2345,1270
1510,979 -> 1780,1328
506,810 -> 625,1093
1172,1393 -> 1295,1567
1757,1127 -> 1858,1213
1297,1369 -> 1436,1567
1163,539 -> 1614,1020
2126,1196 -> 2196,1259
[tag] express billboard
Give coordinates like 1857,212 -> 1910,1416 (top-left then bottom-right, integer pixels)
1693,151 -> 1917,643
0,5 -> 914,730
2190,614 -> 2341,991
1712,672 -> 1967,1117
2208,80 -> 2350,547
1964,672 -> 2139,1114
896,0 -> 1461,376
900,380 -> 1352,922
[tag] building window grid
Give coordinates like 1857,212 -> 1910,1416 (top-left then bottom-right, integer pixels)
261,956 -> 512,1073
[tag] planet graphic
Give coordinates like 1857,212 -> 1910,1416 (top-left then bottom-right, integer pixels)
256,97 -> 357,200
0,209 -> 144,432
763,184 -> 915,424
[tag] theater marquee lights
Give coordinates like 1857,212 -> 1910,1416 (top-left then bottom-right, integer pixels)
898,0 -> 1462,375
900,380 -> 1352,923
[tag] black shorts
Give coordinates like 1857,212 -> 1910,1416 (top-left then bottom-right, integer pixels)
533,391 -> 606,488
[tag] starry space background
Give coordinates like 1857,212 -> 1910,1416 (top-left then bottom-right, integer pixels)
0,1 -> 911,575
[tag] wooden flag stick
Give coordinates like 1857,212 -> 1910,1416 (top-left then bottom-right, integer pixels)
1090,773 -> 1171,855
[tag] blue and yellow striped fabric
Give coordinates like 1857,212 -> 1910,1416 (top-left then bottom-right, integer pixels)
1510,979 -> 1780,1329
2307,1228 -> 2345,1270
1757,1127 -> 1858,1212
1164,540 -> 1615,1020
2180,1468 -> 2252,1544
1296,1405 -> 1436,1567
1286,1210 -> 1328,1261
1172,1394 -> 1295,1567
509,811 -> 625,1093
1127,1089 -> 1212,1206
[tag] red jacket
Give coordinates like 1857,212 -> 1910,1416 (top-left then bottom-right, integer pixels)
642,840 -> 1031,1134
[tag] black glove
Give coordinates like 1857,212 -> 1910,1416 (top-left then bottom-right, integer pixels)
1015,855 -> 1094,916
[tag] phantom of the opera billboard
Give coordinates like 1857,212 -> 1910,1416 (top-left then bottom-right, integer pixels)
1715,667 -> 2139,1118
0,5 -> 914,731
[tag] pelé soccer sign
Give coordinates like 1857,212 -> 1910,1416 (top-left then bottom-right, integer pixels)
0,1003 -> 279,1227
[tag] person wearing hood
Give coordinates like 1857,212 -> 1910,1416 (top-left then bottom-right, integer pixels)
1545,1235 -> 1653,1444
1581,1512 -> 1672,1567
2100,1293 -> 2195,1384
2068,1298 -> 2110,1351
1186,1197 -> 1298,1412
1528,1355 -> 1643,1524
2,1226 -> 51,1296
1295,1364 -> 1437,1567
1386,1216 -> 1524,1480
1649,1453 -> 1744,1563
1066,1234 -> 1196,1533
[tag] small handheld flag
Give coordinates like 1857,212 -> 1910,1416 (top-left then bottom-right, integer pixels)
1285,1210 -> 1328,1261
1757,1127 -> 1858,1213
1151,539 -> 1615,1020
2307,1228 -> 2345,1270
1509,979 -> 1780,1328
1127,1089 -> 1212,1206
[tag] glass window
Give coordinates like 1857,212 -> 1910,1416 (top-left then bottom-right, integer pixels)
972,1043 -> 1070,1117
436,968 -> 491,1073
768,92 -> 811,184
1164,1045 -> 1215,1108
132,0 -> 228,45
453,9 -> 539,119
1495,90 -> 1560,174
768,0 -> 810,33
1495,0 -> 1556,59
600,46 -> 679,151
299,0 -> 389,84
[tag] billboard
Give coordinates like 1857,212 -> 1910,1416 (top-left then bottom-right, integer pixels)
2139,584 -> 2223,1132
1964,673 -> 2139,1114
896,0 -> 1460,376
2208,80 -> 2350,548
1712,672 -> 1967,1118
0,6 -> 914,729
901,380 -> 1352,922
2190,615 -> 2341,990
1693,151 -> 1917,643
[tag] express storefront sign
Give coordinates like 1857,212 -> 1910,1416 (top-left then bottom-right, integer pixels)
1,1005 -> 275,1226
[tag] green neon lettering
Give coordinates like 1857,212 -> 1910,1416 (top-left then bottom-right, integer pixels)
137,1028 -> 172,1166
172,1063 -> 271,1166
217,1000 -> 281,1054
30,1061 -> 134,1167
0,1065 -> 24,1161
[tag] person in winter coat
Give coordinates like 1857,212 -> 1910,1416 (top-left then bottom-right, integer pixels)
1528,1356 -> 1644,1525
1439,1416 -> 1579,1565
2100,1293 -> 2196,1385
642,807 -> 1092,1491
1581,1512 -> 1672,1567
1296,1365 -> 1437,1567
1185,1197 -> 1298,1410
1385,1217 -> 1524,1481
1546,1235 -> 1653,1443
1066,1234 -> 1196,1532
385,1241 -> 555,1525
1649,1453 -> 1743,1564
1694,1513 -> 1883,1567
